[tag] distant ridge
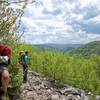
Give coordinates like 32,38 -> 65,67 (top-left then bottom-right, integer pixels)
70,41 -> 100,57
34,44 -> 80,52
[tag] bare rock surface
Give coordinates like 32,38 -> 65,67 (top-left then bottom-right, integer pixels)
13,70 -> 97,100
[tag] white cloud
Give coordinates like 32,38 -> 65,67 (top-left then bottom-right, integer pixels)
21,17 -> 38,28
20,0 -> 100,44
89,15 -> 100,24
79,0 -> 100,8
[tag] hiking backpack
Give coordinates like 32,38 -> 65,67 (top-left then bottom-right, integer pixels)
0,45 -> 12,64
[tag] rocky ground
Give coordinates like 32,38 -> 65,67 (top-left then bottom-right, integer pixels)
13,70 -> 100,100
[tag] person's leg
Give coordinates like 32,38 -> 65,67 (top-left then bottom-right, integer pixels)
23,65 -> 26,82
1,69 -> 9,94
24,66 -> 28,82
0,68 -> 9,99
23,65 -> 28,82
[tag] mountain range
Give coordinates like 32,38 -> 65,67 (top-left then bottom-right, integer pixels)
34,44 -> 80,52
34,41 -> 100,57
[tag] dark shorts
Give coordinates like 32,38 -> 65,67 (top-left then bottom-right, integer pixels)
0,63 -> 8,71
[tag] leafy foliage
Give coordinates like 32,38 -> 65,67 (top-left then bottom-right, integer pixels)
22,45 -> 100,95
0,0 -> 35,44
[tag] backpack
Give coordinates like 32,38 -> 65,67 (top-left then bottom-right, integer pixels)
19,54 -> 30,66
0,56 -> 9,64
19,53 -> 25,65
0,45 -> 12,64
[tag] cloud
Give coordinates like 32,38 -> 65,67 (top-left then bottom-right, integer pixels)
20,0 -> 100,44
83,5 -> 100,20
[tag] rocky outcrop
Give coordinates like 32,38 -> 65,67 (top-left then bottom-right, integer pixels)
13,70 -> 99,100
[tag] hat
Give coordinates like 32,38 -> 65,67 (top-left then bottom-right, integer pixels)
19,51 -> 24,55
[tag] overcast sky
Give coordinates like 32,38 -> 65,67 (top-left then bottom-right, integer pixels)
11,0 -> 100,44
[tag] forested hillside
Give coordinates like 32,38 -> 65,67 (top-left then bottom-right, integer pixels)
70,41 -> 100,57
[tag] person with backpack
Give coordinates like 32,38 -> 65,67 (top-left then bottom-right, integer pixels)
19,51 -> 30,83
23,51 -> 30,82
0,45 -> 12,100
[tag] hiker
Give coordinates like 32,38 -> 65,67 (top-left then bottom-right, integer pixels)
19,51 -> 30,82
23,51 -> 30,82
0,45 -> 12,99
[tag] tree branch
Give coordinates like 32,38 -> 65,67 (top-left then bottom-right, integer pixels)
0,0 -> 35,5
